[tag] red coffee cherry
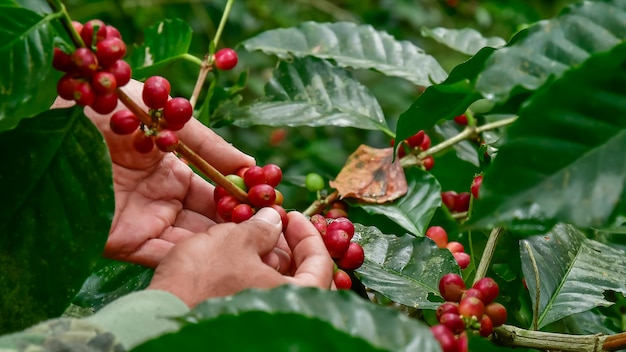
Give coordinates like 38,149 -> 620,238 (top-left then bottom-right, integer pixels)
440,312 -> 465,334
142,76 -> 171,109
459,296 -> 485,320
214,48 -> 238,70
243,166 -> 267,188
327,217 -> 355,239
462,288 -> 484,301
52,48 -> 73,72
73,80 -> 95,106
231,204 -> 254,223
333,269 -> 352,290
310,214 -> 327,236
325,208 -> 348,219
479,315 -> 494,337
80,19 -> 107,48
71,48 -> 99,77
163,97 -> 193,125
430,325 -> 458,352
105,60 -> 131,87
473,277 -> 499,304
391,138 -> 407,158
436,302 -> 459,320
216,195 -> 240,222
89,92 -> 118,114
155,129 -> 179,152
420,133 -> 431,150
453,252 -> 471,269
110,110 -> 139,135
91,71 -> 117,94
441,191 -> 458,211
247,184 -> 276,208
337,242 -> 365,270
454,192 -> 471,213
454,114 -> 468,125
446,241 -> 464,253
405,130 -> 425,148
426,226 -> 448,248
438,273 -> 466,302
471,175 -> 483,199
132,130 -> 154,154
422,156 -> 435,171
262,164 -> 283,187
270,204 -> 289,230
213,186 -> 230,204
57,74 -> 78,100
96,37 -> 127,68
485,302 -> 507,327
323,229 -> 351,258
105,25 -> 121,39
71,21 -> 83,35
457,332 -> 468,352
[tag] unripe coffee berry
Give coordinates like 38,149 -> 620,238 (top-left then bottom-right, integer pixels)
226,174 -> 247,191
214,48 -> 238,70
304,173 -> 325,192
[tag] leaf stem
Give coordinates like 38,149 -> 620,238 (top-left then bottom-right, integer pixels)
473,227 -> 502,284
47,0 -> 85,48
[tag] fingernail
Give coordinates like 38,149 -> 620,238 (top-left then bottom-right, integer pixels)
253,207 -> 281,226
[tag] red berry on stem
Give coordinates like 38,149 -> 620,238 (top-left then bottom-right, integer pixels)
270,204 -> 289,230
110,110 -> 140,135
92,71 -> 117,94
459,296 -> 485,320
453,252 -> 471,269
485,302 -> 507,327
422,156 -> 435,170
446,241 -> 465,253
132,130 -> 154,153
391,139 -> 407,158
216,195 -> 240,222
231,204 -> 254,223
471,175 -> 483,199
337,242 -> 365,270
80,19 -> 107,48
426,226 -> 448,248
142,76 -> 171,109
454,192 -> 471,212
243,166 -> 267,188
462,288 -> 484,301
53,48 -> 74,72
333,269 -> 352,290
323,229 -> 351,258
71,48 -> 99,77
479,315 -> 494,337
105,25 -> 121,39
440,312 -> 465,334
213,186 -> 230,204
420,133 -> 431,150
226,174 -> 247,191
454,114 -> 468,125
57,74 -> 78,100
89,92 -> 118,114
155,129 -> 179,152
438,273 -> 466,302
105,60 -> 131,87
235,166 -> 249,178
214,48 -> 238,70
441,191 -> 458,211
457,332 -> 468,352
473,277 -> 499,304
248,184 -> 276,207
262,164 -> 283,187
73,80 -> 95,106
405,130 -> 425,148
71,21 -> 83,35
327,217 -> 355,239
274,189 -> 284,205
325,208 -> 348,219
163,97 -> 193,125
430,325 -> 458,352
436,302 -> 459,320
96,37 -> 127,67
310,214 -> 327,236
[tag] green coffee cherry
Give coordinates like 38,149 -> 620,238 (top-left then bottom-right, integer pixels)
226,174 -> 247,191
305,173 -> 325,192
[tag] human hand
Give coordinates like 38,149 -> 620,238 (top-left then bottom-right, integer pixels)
147,208 -> 334,307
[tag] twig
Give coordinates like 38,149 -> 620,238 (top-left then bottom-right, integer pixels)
492,324 -> 608,352
47,0 -> 85,48
523,241 -> 541,331
302,190 -> 339,217
473,227 -> 502,284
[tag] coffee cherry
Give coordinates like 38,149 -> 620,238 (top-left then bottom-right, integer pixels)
337,242 -> 365,270
243,166 -> 267,188
455,192 -> 471,213
235,166 -> 249,178
71,48 -> 99,77
89,92 -> 118,114
57,74 -> 78,100
436,302 -> 459,320
132,130 -> 154,153
420,133 -> 431,150
405,130 -> 425,148
454,114 -> 468,125
426,226 -> 448,248
310,214 -> 327,236
323,229 -> 351,258
163,97 -> 193,125
248,184 -> 276,207
73,80 -> 95,106
214,48 -> 238,70
331,200 -> 348,211
91,71 -> 117,94
155,129 -> 179,152
274,189 -> 284,205
327,217 -> 355,238
459,296 -> 485,320
440,312 -> 465,334
52,48 -> 73,72
479,315 -> 493,337
462,288 -> 484,301
105,25 -> 121,39
422,156 -> 435,170
304,173 -> 324,192
453,252 -> 471,269
473,277 -> 499,304
270,204 -> 289,230
213,186 -> 230,204
71,21 -> 83,35
457,332 -> 468,352
262,164 -> 282,187
430,325 -> 458,352
110,110 -> 139,135
485,302 -> 507,327
80,19 -> 107,48
471,175 -> 483,199
391,139 -> 407,158
438,273 -> 466,302
231,203 -> 254,223
446,241 -> 464,253
226,174 -> 247,191
333,269 -> 352,290
216,195 -> 240,222
105,60 -> 131,87
96,37 -> 127,67
441,191 -> 458,211
325,208 -> 348,219
142,76 -> 171,109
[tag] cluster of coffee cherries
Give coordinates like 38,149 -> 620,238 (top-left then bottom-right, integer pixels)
309,213 -> 364,290
432,274 -> 508,352
391,130 -> 434,170
53,20 -> 130,114
441,174 -> 483,215
426,226 -> 470,269
213,164 -> 288,226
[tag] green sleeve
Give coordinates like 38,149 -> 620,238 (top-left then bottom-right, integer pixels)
0,290 -> 189,352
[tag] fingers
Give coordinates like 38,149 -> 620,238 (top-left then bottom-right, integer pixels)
236,207 -> 283,255
283,212 -> 334,288
261,247 -> 292,275
106,237 -> 176,268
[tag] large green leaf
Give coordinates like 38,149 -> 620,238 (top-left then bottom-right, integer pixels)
242,21 -> 447,86
0,107 -> 114,333
0,6 -> 60,131
128,18 -> 193,78
226,57 -> 390,132
520,224 -> 626,328
356,168 -> 441,235
476,0 -> 626,102
354,224 -> 460,309
470,42 -> 626,232
421,27 -> 506,56
164,285 -> 440,352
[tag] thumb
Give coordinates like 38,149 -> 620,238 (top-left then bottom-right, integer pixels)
237,207 -> 283,254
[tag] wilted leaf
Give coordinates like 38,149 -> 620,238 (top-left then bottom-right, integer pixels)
421,27 -> 506,55
330,145 -> 406,203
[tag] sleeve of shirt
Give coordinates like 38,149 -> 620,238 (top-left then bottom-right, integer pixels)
0,290 -> 189,352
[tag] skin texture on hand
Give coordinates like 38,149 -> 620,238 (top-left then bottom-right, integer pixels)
147,208 -> 334,307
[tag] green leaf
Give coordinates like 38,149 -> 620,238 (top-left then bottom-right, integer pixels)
128,18 -> 194,78
0,7 -> 60,131
354,224 -> 460,309
0,107 -> 114,333
421,27 -> 506,56
356,168 -> 441,235
226,57 -> 390,132
470,42 -> 626,232
166,285 -> 440,352
476,0 -> 626,102
394,47 -> 494,146
520,224 -> 626,328
242,21 -> 447,86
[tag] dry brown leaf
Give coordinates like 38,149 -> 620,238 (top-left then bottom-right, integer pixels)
329,144 -> 407,203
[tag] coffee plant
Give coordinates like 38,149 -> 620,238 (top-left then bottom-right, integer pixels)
2,0 -> 626,350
